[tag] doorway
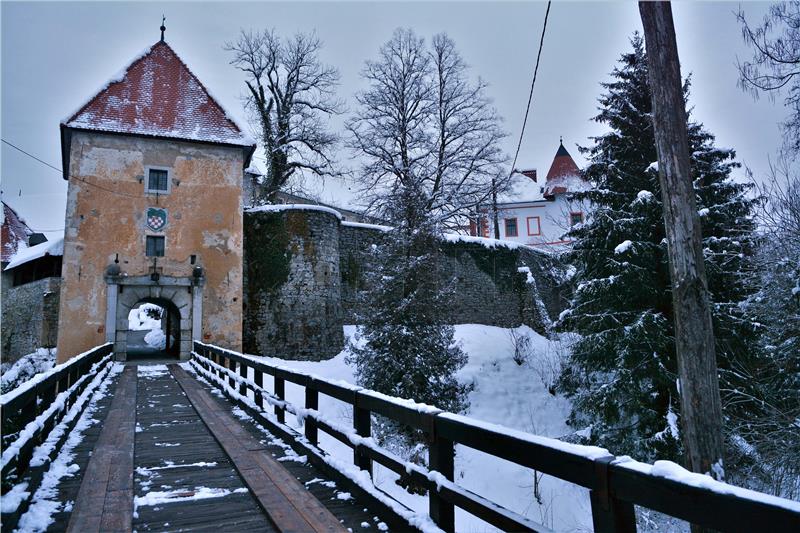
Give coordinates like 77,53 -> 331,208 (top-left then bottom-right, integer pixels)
126,299 -> 181,359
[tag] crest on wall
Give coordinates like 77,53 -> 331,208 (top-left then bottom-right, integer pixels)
146,207 -> 168,232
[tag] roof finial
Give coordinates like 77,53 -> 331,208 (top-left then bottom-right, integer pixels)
160,15 -> 166,42
559,135 -> 563,145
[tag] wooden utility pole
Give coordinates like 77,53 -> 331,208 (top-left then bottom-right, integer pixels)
639,2 -> 725,480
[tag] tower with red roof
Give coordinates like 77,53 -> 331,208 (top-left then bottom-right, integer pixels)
56,28 -> 255,363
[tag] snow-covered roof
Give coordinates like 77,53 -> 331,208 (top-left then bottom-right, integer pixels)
542,142 -> 590,198
5,236 -> 63,271
246,204 -> 344,220
1,201 -> 33,263
62,40 -> 254,149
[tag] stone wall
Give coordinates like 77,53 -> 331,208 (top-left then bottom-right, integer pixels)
1,277 -> 60,363
244,208 -> 568,361
244,208 -> 343,360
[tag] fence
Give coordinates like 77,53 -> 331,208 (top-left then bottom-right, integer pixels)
1,343 -> 113,495
191,341 -> 800,533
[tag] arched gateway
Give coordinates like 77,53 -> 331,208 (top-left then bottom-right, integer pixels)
105,273 -> 203,361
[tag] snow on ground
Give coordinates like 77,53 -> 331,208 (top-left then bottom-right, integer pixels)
1,348 -> 57,394
144,329 -> 167,350
128,304 -> 162,331
249,324 -> 594,532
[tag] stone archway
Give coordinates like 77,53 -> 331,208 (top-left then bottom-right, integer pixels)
104,275 -> 203,361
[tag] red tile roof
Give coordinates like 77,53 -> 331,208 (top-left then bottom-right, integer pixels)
63,40 -> 253,149
2,201 -> 33,263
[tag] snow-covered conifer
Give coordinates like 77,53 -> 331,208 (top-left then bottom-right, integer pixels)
557,34 -> 760,463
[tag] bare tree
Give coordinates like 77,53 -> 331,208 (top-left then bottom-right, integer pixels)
348,28 -> 508,228
737,2 -> 800,154
640,2 -> 726,484
226,30 -> 343,202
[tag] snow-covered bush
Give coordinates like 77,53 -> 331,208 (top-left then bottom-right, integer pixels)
1,348 -> 56,394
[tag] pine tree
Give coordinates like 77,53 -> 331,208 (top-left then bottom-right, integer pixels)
557,34 -> 760,462
348,184 -> 471,443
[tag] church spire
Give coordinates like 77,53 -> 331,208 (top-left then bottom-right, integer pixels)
160,15 -> 166,42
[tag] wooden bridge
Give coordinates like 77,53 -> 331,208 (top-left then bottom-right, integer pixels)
2,343 -> 799,533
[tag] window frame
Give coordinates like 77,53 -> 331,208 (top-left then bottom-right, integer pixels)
504,217 -> 518,238
144,166 -> 172,195
146,235 -> 166,257
526,216 -> 542,236
570,211 -> 584,227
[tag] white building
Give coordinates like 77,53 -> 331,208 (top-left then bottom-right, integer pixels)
472,141 -> 591,247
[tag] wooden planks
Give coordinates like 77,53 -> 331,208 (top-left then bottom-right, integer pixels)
133,364 -> 273,533
66,365 -> 137,533
171,365 -> 348,533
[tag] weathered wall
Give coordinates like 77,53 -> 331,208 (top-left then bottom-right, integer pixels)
244,209 -> 568,360
57,131 -> 245,362
2,277 -> 60,362
243,208 -> 343,360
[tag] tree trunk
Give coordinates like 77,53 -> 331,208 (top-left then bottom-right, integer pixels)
639,2 -> 725,480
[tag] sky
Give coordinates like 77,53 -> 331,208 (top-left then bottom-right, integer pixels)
0,1 -> 788,240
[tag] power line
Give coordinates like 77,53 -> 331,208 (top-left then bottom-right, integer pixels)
509,1 -> 552,176
2,137 -> 144,199
2,138 -> 62,173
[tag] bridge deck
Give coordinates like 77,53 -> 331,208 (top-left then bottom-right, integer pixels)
38,362 -> 403,533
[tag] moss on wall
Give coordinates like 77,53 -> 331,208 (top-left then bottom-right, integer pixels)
245,212 -> 291,293
441,241 -> 524,293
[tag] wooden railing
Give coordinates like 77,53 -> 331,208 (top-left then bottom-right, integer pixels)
1,343 -> 113,494
191,342 -> 800,533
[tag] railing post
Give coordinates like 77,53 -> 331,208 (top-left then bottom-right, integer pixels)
274,376 -> 285,424
227,354 -> 236,390
253,369 -> 264,410
353,392 -> 372,476
304,378 -> 318,446
429,415 -> 455,533
238,359 -> 248,398
590,455 -> 636,533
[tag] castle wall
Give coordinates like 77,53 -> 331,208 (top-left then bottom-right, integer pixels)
1,277 -> 60,362
56,131 -> 245,362
243,208 -> 568,361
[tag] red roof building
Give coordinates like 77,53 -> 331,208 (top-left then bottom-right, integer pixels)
2,201 -> 34,264
60,39 -> 254,179
542,141 -> 586,198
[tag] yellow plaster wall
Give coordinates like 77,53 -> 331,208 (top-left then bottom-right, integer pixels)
56,131 -> 244,362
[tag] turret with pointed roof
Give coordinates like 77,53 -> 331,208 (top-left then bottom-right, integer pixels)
542,140 -> 588,198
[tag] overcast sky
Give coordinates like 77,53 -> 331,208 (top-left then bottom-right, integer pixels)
0,1 -> 787,240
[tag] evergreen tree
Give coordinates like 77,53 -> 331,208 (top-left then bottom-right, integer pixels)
557,34 -> 760,463
348,183 -> 471,442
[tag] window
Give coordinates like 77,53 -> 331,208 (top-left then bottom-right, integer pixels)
527,216 -> 541,236
504,218 -> 518,237
570,212 -> 584,226
145,167 -> 170,194
146,236 -> 165,257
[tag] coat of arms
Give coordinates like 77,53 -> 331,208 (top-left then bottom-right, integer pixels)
146,207 -> 168,232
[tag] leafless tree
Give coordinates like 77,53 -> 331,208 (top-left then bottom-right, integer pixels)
737,2 -> 800,154
226,30 -> 344,202
347,29 -> 509,229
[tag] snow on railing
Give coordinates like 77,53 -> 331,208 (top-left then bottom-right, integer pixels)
189,341 -> 800,533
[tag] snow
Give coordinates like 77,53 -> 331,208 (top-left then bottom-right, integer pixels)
15,362 -> 122,531
646,161 -> 659,172
0,343 -> 112,407
203,325 -> 593,531
614,240 -> 633,254
342,220 -> 393,232
4,236 -> 63,271
1,348 -> 56,394
636,190 -> 654,201
246,203 -> 344,220
442,233 -> 525,250
134,486 -> 249,513
127,304 -> 162,331
614,457 -> 800,513
137,364 -> 170,378
144,329 -> 167,349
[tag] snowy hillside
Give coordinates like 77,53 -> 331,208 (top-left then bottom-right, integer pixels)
254,324 -> 595,532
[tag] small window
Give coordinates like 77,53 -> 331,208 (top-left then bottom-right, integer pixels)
146,236 -> 165,257
145,168 -> 170,194
527,216 -> 541,236
504,218 -> 518,237
570,212 -> 584,226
